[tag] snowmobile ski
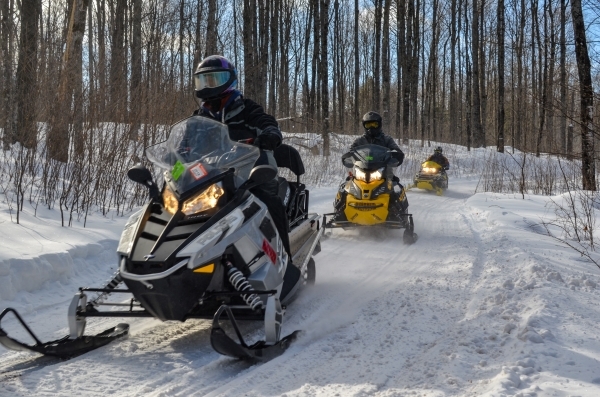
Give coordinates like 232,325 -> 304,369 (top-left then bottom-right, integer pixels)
0,308 -> 129,358
210,305 -> 300,360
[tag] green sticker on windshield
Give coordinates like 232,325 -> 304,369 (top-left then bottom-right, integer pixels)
172,161 -> 185,181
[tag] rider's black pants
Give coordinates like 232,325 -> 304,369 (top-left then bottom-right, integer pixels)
251,178 -> 292,260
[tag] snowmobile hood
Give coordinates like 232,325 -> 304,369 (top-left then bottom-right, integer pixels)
342,144 -> 397,171
421,160 -> 443,170
146,116 -> 259,196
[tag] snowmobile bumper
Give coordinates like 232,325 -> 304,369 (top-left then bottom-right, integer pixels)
323,212 -> 411,229
322,213 -> 418,244
210,305 -> 299,360
0,308 -> 129,358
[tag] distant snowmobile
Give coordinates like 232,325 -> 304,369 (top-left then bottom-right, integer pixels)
0,116 -> 323,360
323,144 -> 417,244
409,160 -> 449,196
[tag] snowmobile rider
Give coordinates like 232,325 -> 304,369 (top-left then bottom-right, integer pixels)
334,111 -> 408,218
192,55 -> 292,260
427,146 -> 450,170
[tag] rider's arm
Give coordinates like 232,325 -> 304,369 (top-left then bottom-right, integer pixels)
385,136 -> 404,165
241,98 -> 282,145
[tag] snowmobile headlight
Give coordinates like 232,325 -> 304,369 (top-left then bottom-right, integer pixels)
370,168 -> 384,181
182,183 -> 224,215
354,167 -> 367,182
117,209 -> 143,255
422,167 -> 438,174
163,186 -> 179,214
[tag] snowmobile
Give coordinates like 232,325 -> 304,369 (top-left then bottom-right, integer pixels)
323,144 -> 418,244
0,116 -> 323,360
409,160 -> 448,196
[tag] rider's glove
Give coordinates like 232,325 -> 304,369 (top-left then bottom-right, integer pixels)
254,128 -> 281,151
392,150 -> 405,165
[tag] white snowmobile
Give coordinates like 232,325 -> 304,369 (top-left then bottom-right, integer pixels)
0,116 -> 323,360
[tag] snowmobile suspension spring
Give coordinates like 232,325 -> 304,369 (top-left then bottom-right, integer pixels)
91,272 -> 124,306
225,261 -> 264,311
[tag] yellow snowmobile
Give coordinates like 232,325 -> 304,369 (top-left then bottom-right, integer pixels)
410,160 -> 448,196
323,144 -> 417,244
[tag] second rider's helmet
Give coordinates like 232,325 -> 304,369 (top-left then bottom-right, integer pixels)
362,111 -> 383,138
193,55 -> 238,103
434,146 -> 443,154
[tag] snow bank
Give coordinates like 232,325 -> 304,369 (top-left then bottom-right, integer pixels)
0,241 -> 117,302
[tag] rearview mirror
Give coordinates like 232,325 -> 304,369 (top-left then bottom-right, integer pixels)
127,165 -> 159,200
127,164 -> 153,184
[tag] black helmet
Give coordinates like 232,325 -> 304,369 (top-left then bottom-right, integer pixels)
193,55 -> 238,101
362,111 -> 383,137
434,146 -> 443,154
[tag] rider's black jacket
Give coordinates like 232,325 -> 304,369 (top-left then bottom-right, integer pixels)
426,153 -> 450,169
351,131 -> 405,165
193,93 -> 282,143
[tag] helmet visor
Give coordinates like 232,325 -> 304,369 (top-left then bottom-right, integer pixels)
363,121 -> 380,129
194,71 -> 231,90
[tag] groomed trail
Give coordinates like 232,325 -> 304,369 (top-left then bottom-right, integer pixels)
2,178 -> 600,397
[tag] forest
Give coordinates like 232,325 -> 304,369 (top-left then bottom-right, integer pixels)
0,0 -> 598,222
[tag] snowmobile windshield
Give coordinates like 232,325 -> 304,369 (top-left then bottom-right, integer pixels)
146,116 -> 259,193
345,144 -> 394,171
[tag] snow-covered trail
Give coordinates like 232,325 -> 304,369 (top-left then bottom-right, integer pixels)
2,178 -> 600,397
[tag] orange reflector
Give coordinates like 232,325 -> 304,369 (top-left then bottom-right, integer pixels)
193,263 -> 214,273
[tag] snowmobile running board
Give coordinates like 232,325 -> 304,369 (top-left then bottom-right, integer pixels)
211,305 -> 300,360
0,308 -> 129,358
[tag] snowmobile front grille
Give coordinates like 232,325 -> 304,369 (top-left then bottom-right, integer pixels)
348,202 -> 384,211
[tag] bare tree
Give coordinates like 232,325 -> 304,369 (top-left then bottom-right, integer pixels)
471,0 -> 484,147
497,0 -> 505,152
570,0 -> 595,190
15,0 -> 40,149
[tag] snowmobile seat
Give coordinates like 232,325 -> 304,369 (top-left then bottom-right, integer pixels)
274,143 -> 305,177
274,144 -> 309,228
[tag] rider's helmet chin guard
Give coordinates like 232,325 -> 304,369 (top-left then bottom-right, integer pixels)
362,111 -> 383,138
194,55 -> 238,106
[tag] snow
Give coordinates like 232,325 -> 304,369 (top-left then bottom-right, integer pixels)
2,145 -> 600,396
